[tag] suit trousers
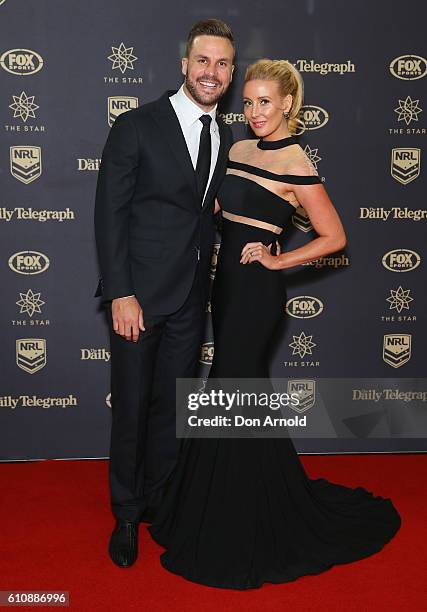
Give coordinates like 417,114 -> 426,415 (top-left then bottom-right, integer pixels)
107,266 -> 204,522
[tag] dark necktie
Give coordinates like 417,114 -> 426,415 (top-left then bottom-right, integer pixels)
196,114 -> 212,203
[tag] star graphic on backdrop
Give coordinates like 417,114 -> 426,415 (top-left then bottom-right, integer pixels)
108,43 -> 138,73
303,145 -> 322,169
386,286 -> 413,313
289,331 -> 316,358
9,91 -> 39,122
16,289 -> 45,317
394,96 -> 422,126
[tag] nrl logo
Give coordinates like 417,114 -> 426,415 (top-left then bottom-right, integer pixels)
391,148 -> 421,184
10,146 -> 42,184
108,96 -> 139,127
287,379 -> 316,413
382,334 -> 411,368
292,206 -> 313,233
16,338 -> 47,374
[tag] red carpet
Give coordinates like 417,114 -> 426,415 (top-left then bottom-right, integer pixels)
0,455 -> 425,611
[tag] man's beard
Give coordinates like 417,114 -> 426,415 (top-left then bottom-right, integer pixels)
185,75 -> 224,107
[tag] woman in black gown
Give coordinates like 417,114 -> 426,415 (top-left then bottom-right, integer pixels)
149,59 -> 401,589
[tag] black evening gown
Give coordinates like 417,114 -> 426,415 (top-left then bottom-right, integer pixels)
149,138 -> 401,589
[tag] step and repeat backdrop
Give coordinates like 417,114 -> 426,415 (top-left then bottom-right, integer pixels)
1,0 -> 426,459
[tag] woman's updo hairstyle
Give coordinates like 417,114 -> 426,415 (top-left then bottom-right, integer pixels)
244,59 -> 305,135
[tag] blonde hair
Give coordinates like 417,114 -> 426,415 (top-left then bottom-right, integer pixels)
244,59 -> 304,135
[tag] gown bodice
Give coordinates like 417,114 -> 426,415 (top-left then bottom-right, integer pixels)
217,137 -> 322,249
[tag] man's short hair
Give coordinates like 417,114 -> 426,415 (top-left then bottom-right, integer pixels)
185,19 -> 235,57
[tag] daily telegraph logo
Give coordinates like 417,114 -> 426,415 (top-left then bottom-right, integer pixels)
16,338 -> 47,374
391,148 -> 421,184
287,380 -> 316,413
77,158 -> 101,171
8,251 -> 50,275
383,334 -> 411,368
0,207 -> 75,222
292,206 -> 313,233
80,348 -> 110,362
10,146 -> 42,184
295,60 -> 355,75
285,296 -> 323,319
389,55 -> 427,80
0,49 -> 44,75
297,105 -> 329,133
217,112 -> 247,125
0,395 -> 77,409
108,96 -> 139,126
200,342 -> 214,365
382,249 -> 420,272
359,207 -> 427,221
303,255 -> 349,269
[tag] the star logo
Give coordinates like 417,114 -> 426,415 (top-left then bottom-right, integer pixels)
303,145 -> 322,169
108,43 -> 138,73
16,289 -> 45,317
9,91 -> 39,122
289,331 -> 316,358
386,286 -> 413,313
394,96 -> 422,125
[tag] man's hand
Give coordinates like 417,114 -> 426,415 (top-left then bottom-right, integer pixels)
111,296 -> 145,342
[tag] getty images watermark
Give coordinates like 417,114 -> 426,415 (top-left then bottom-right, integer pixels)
176,378 -> 311,439
176,377 -> 427,439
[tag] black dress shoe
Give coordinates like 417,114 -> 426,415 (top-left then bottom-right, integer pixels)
108,519 -> 138,568
139,506 -> 157,524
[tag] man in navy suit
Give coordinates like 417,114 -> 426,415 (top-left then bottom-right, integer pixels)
94,19 -> 235,567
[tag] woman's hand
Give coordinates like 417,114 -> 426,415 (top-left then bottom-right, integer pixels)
240,241 -> 282,269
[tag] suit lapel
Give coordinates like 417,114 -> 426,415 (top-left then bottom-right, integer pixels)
151,92 -> 230,209
202,117 -> 229,209
151,91 -> 198,203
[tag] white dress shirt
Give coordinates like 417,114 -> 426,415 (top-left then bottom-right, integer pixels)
169,84 -> 220,204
